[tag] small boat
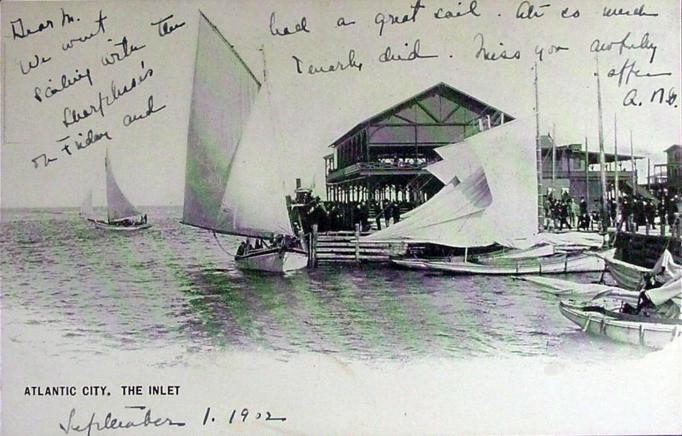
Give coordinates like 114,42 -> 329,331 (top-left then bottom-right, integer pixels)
421,251 -> 605,275
181,13 -> 307,273
596,248 -> 650,290
518,275 -> 638,298
559,300 -> 682,349
235,245 -> 308,273
597,247 -> 681,291
560,270 -> 682,348
80,151 -> 151,231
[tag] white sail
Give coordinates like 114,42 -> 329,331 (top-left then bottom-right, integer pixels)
105,151 -> 141,222
220,85 -> 294,237
79,190 -> 95,218
366,119 -> 537,247
182,12 -> 261,234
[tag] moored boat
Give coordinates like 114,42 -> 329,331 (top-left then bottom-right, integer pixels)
559,266 -> 682,348
422,251 -> 605,275
559,299 -> 682,349
597,248 -> 650,290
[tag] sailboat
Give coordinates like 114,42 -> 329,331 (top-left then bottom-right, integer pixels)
559,252 -> 682,348
80,151 -> 151,231
181,12 -> 307,273
366,118 -> 606,275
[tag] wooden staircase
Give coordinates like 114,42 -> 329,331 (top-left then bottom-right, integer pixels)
311,227 -> 408,264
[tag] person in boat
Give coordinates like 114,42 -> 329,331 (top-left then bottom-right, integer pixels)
255,239 -> 263,250
237,241 -> 246,256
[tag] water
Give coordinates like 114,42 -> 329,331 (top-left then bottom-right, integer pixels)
1,207 -> 647,363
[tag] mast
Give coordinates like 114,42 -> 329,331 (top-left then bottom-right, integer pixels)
585,135 -> 590,209
552,123 -> 556,193
614,115 -> 620,221
630,130 -> 636,192
534,62 -> 544,232
595,55 -> 608,231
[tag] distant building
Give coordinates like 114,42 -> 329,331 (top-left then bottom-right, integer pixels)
540,135 -> 646,210
324,82 -> 513,205
664,144 -> 682,191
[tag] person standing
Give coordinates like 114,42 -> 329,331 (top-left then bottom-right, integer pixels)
579,197 -> 588,231
391,201 -> 401,224
644,200 -> 656,230
383,199 -> 392,228
568,198 -> 578,229
658,198 -> 667,235
373,201 -> 382,230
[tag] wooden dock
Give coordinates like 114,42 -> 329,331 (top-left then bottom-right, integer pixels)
308,225 -> 408,265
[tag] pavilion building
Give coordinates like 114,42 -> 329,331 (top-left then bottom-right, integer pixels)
323,82 -> 514,207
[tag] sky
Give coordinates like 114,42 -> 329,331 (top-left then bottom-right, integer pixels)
2,0 -> 680,208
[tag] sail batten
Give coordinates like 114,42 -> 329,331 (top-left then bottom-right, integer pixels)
105,152 -> 141,222
183,13 -> 294,238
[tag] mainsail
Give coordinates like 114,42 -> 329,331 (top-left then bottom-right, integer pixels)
366,119 -> 537,247
79,190 -> 95,218
183,12 -> 293,238
105,151 -> 141,222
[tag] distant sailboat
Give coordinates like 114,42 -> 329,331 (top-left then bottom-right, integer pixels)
81,150 -> 151,231
181,12 -> 307,273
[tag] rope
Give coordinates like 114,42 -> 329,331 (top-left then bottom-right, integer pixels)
212,231 -> 236,257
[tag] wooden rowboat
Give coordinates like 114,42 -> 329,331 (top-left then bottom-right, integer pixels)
559,299 -> 682,349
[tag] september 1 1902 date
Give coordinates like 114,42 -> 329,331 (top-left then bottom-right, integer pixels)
201,407 -> 286,426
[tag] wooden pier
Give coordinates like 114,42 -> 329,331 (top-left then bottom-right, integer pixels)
307,224 -> 408,266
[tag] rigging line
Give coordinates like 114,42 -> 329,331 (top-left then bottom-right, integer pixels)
212,230 -> 236,257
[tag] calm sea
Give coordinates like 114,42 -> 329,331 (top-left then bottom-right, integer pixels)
1,207 -> 647,363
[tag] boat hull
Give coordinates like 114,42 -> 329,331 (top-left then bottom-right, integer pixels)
423,252 -> 605,275
235,248 -> 308,273
598,251 -> 650,291
88,219 -> 152,231
559,300 -> 682,348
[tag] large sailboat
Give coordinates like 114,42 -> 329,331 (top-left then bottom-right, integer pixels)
366,118 -> 606,275
80,151 -> 151,231
181,12 -> 307,273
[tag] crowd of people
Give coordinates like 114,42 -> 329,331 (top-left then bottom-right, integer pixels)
299,197 -> 411,233
296,186 -> 681,237
543,188 -> 680,235
236,234 -> 301,256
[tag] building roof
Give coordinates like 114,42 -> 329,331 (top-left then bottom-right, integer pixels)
664,144 -> 682,153
544,142 -> 644,163
329,82 -> 515,147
